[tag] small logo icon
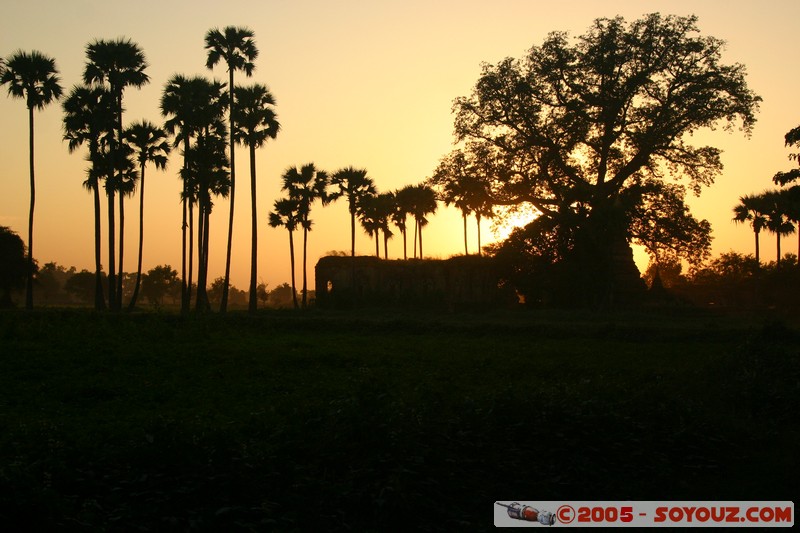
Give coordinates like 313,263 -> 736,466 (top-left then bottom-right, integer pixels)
496,502 -> 556,525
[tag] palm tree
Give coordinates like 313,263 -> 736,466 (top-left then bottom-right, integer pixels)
188,118 -> 230,312
62,84 -> 113,310
393,185 -> 417,260
2,50 -> 63,309
124,121 -> 170,310
329,167 -> 376,257
357,192 -> 382,257
761,190 -> 796,265
282,164 -> 328,308
161,75 -> 219,312
373,192 -> 396,259
405,184 -> 438,259
268,197 -> 301,309
84,38 -> 149,310
733,193 -> 769,265
782,185 -> 800,256
205,26 -> 258,313
231,83 -> 280,313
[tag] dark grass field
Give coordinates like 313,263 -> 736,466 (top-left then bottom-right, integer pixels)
0,308 -> 798,530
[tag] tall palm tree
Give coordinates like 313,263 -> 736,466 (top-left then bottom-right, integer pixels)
63,84 -> 113,310
761,190 -> 796,265
357,192 -> 382,257
205,26 -> 258,313
231,83 -> 280,313
329,167 -> 376,257
268,197 -> 301,309
2,50 -> 63,309
733,193 -> 769,265
282,164 -> 328,308
373,192 -> 396,259
84,38 -> 149,311
124,121 -> 170,310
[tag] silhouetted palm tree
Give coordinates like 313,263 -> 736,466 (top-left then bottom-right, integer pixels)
733,193 -> 769,265
2,50 -> 63,309
124,121 -> 170,310
63,84 -> 112,310
231,83 -> 280,313
329,167 -> 376,257
394,185 -> 417,260
761,190 -> 796,265
405,184 -> 438,259
357,192 -> 381,257
84,38 -> 149,311
282,164 -> 328,308
268,198 -> 301,309
205,26 -> 258,313
373,192 -> 396,259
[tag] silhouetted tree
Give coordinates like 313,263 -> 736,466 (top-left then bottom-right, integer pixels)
62,84 -> 113,310
231,83 -> 280,313
453,14 -> 760,303
0,226 -> 32,307
84,38 -> 149,311
2,50 -> 63,309
404,184 -> 437,259
733,193 -> 769,264
773,125 -> 800,187
393,185 -> 416,260
357,192 -> 382,257
205,26 -> 258,313
64,269 -> 97,304
268,197 -> 301,309
282,164 -> 328,308
329,167 -> 376,257
124,120 -> 170,310
141,264 -> 179,307
761,190 -> 796,265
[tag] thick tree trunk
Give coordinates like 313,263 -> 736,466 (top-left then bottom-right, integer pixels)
180,138 -> 190,313
755,230 -> 760,265
350,204 -> 356,257
476,214 -> 482,256
776,234 -> 781,266
402,227 -> 407,260
463,213 -> 468,256
188,201 -> 194,308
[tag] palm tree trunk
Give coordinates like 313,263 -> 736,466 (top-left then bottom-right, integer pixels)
374,232 -> 379,258
248,144 -> 258,313
413,219 -> 418,259
383,230 -> 389,260
289,229 -> 298,309
463,213 -> 468,256
26,106 -> 35,309
221,69 -> 236,314
92,178 -> 105,310
181,138 -> 190,313
350,204 -> 356,257
402,227 -> 407,260
195,200 -> 208,312
128,162 -> 146,310
107,183 -> 117,311
302,225 -> 308,308
188,200 -> 194,308
117,187 -> 125,310
755,230 -> 760,265
203,206 -> 211,311
418,220 -> 424,260
777,234 -> 781,266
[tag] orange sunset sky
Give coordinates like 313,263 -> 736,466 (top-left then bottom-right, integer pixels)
1,0 -> 799,292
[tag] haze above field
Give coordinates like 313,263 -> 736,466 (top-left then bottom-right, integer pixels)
1,0 -> 798,290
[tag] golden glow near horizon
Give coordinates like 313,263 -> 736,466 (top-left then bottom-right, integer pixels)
2,1 -> 799,293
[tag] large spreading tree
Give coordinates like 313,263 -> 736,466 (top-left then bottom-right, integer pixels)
454,14 -> 760,304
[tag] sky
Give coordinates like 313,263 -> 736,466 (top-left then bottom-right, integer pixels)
1,0 -> 799,293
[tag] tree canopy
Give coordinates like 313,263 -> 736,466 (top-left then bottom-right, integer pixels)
456,14 -> 760,302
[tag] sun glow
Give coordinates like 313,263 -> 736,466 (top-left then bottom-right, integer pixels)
489,204 -> 539,242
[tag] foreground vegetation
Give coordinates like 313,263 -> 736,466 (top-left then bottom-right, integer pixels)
0,308 -> 797,530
